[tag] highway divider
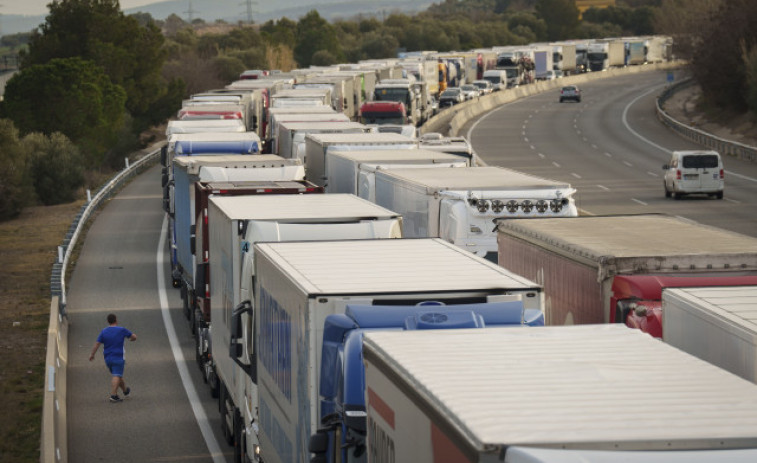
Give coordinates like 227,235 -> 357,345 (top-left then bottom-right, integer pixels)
42,146 -> 160,463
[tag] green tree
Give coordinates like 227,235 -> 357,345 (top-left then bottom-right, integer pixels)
294,10 -> 344,67
1,57 -> 127,166
535,0 -> 579,40
22,0 -> 173,133
23,132 -> 86,205
0,119 -> 32,220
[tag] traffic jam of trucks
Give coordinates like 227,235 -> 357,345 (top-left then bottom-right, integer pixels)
154,34 -> 757,463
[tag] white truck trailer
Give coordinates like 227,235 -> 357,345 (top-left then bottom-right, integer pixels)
324,149 -> 469,200
266,106 -> 347,152
249,238 -> 544,463
304,132 -> 417,188
363,324 -> 757,463
373,166 -> 577,260
208,194 -> 403,461
496,214 -> 757,327
276,120 -> 368,161
663,285 -> 757,383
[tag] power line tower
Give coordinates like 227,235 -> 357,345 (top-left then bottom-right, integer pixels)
241,0 -> 257,24
184,1 -> 196,23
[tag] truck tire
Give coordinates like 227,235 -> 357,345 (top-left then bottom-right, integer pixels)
181,283 -> 190,320
220,385 -> 235,446
195,325 -> 206,381
233,408 -> 244,463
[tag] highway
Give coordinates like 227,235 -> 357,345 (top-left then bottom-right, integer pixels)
466,70 -> 757,237
65,71 -> 757,462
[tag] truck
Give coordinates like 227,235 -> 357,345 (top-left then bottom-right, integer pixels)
304,132 -> 417,188
495,49 -> 534,87
532,47 -> 553,81
575,41 -> 589,73
269,88 -> 332,109
373,166 -> 578,261
166,155 -> 306,306
417,132 -> 476,161
165,119 -> 246,138
323,149 -> 469,199
242,238 -> 545,463
362,324 -> 757,463
358,101 -> 407,126
208,196 -> 403,462
310,297 -> 544,462
160,132 -> 261,171
663,285 -> 757,383
587,40 -> 625,71
372,78 -> 431,125
552,43 -> 576,75
268,112 -> 351,156
625,39 -> 646,65
496,214 -> 757,327
295,74 -> 360,120
276,120 -> 368,162
481,69 -> 508,91
177,102 -> 249,129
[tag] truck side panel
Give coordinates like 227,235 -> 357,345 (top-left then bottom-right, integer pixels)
173,165 -> 196,284
497,233 -> 601,325
374,173 -> 436,238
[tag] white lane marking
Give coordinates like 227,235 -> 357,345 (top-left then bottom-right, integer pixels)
157,216 -> 225,463
524,136 -> 528,141
597,185 -> 610,191
530,145 -> 536,150
591,144 -> 598,149
647,171 -> 659,177
632,198 -> 648,206
571,173 -> 582,179
552,161 -> 561,168
622,86 -> 757,185
725,198 -> 741,204
604,152 -> 612,157
623,161 -> 633,167
538,153 -> 546,158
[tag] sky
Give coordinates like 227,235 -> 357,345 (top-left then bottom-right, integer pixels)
0,0 -> 159,16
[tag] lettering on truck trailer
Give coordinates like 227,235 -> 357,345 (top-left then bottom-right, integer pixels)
367,387 -> 396,463
259,287 -> 292,400
260,399 -> 293,462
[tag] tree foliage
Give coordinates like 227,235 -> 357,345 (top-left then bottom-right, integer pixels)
23,132 -> 86,205
535,0 -> 579,41
1,57 -> 127,166
0,120 -> 31,220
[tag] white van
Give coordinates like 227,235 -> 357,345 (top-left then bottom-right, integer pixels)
482,70 -> 508,91
663,150 -> 724,199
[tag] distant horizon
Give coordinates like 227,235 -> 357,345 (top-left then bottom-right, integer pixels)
0,0 -> 160,16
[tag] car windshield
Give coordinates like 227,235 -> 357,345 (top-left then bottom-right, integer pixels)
441,90 -> 460,97
562,86 -> 577,92
682,155 -> 719,168
461,85 -> 475,91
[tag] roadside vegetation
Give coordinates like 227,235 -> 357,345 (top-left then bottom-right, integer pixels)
0,0 -> 753,461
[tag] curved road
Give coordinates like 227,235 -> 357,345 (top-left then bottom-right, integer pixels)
465,70 -> 757,237
65,70 -> 757,462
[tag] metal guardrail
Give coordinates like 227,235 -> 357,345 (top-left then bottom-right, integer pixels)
656,78 -> 757,162
42,147 -> 161,463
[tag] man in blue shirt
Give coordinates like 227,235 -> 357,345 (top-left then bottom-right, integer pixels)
89,313 -> 137,402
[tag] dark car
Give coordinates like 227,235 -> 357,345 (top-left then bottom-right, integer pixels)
559,85 -> 581,103
438,88 -> 464,108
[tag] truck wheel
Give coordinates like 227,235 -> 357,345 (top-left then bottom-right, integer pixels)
220,386 -> 234,446
209,369 -> 220,398
716,191 -> 724,199
172,278 -> 181,289
195,326 -> 206,380
181,284 -> 190,320
190,306 -> 198,335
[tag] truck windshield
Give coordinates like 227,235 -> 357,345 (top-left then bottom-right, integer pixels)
505,69 -> 519,78
587,53 -> 606,60
360,112 -> 405,125
374,88 -> 411,106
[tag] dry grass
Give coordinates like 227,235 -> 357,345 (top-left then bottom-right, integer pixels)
0,200 -> 85,462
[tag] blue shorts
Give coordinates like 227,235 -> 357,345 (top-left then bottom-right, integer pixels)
106,359 -> 125,377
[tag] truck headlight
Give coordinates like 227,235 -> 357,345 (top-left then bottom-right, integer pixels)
521,200 -> 534,213
506,200 -> 519,213
491,200 -> 505,213
476,199 -> 489,212
535,200 -> 548,213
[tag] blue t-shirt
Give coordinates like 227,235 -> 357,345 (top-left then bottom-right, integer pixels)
97,326 -> 133,363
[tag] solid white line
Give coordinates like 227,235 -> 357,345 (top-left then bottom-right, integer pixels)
728,171 -> 757,183
571,173 -> 582,179
647,171 -> 659,177
631,198 -> 648,206
157,216 -> 225,463
597,185 -> 610,191
725,198 -> 741,204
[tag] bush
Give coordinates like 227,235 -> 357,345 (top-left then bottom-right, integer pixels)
0,119 -> 32,220
23,132 -> 86,206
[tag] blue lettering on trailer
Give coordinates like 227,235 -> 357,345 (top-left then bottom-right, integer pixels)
260,397 -> 293,461
259,287 -> 292,400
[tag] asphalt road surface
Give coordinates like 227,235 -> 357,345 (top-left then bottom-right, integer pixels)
465,70 -> 757,237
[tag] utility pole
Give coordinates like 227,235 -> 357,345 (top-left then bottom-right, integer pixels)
184,1 -> 195,23
241,0 -> 257,24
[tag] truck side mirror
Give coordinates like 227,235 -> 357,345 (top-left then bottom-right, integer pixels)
190,225 -> 196,255
161,171 -> 168,188
160,145 -> 168,166
229,300 -> 251,360
252,115 -> 258,131
309,429 -> 329,459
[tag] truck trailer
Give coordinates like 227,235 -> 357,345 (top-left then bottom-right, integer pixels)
276,120 -> 368,162
496,214 -> 757,327
373,166 -> 577,260
362,324 -> 757,463
324,148 -> 469,200
663,285 -> 757,383
246,238 -> 544,463
304,132 -> 417,188
208,195 -> 403,461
